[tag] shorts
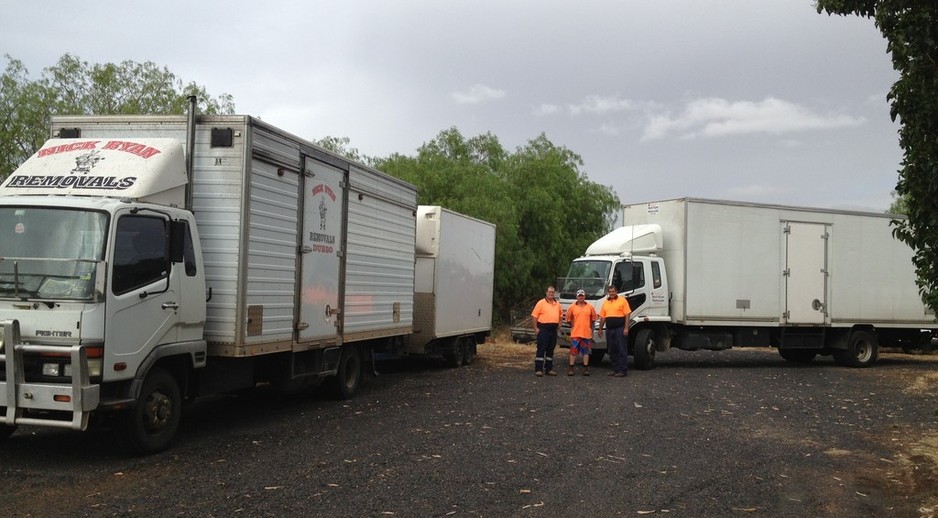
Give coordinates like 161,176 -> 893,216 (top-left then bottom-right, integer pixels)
570,338 -> 593,356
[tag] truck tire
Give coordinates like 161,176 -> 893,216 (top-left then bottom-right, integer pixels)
591,349 -> 606,364
124,367 -> 181,455
778,349 -> 817,364
833,329 -> 878,368
443,338 -> 464,368
330,345 -> 362,399
0,424 -> 16,442
632,328 -> 657,370
461,337 -> 475,366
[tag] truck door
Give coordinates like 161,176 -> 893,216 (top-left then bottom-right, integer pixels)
783,221 -> 829,325
106,212 -> 180,379
297,157 -> 347,343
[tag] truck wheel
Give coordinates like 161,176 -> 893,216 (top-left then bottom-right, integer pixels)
833,329 -> 878,368
0,424 -> 16,442
591,349 -> 606,364
461,337 -> 475,366
778,349 -> 817,364
443,338 -> 464,368
124,367 -> 181,455
633,329 -> 657,370
330,345 -> 362,399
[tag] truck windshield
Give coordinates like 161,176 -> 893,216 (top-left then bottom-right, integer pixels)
557,260 -> 611,299
0,207 -> 107,301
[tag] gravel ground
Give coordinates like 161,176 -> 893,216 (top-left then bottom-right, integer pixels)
1,336 -> 937,517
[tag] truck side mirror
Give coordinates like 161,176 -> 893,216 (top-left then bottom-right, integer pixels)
169,220 -> 186,264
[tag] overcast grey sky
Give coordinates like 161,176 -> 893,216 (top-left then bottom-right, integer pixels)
2,1 -> 900,212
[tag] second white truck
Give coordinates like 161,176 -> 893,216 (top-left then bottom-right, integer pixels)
557,197 -> 936,369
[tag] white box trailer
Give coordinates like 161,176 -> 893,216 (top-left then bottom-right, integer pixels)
0,110 -> 490,453
557,198 -> 936,369
406,206 -> 495,365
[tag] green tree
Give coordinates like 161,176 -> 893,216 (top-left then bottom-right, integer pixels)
376,127 -> 620,321
816,2 -> 938,312
888,190 -> 909,215
0,53 -> 234,179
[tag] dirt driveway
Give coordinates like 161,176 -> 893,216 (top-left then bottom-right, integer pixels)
1,336 -> 937,516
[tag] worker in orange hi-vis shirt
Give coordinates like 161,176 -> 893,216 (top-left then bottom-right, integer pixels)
531,286 -> 562,376
600,285 -> 631,377
565,289 -> 598,376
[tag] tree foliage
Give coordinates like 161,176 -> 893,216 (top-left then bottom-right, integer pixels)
817,2 -> 938,311
0,53 -> 234,179
375,128 -> 620,321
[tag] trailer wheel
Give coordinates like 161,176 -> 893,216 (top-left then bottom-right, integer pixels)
0,424 -> 16,442
124,367 -> 181,455
330,345 -> 362,399
632,328 -> 657,370
833,329 -> 878,368
461,337 -> 475,366
443,338 -> 464,368
778,349 -> 817,364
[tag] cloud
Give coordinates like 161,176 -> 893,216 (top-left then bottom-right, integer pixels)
534,95 -> 642,117
534,103 -> 562,115
642,97 -> 865,140
451,84 -> 506,104
568,95 -> 636,115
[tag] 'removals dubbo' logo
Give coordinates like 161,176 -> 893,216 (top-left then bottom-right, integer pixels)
3,140 -> 161,191
310,183 -> 337,254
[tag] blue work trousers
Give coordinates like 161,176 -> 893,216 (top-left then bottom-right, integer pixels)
535,323 -> 558,373
606,326 -> 628,374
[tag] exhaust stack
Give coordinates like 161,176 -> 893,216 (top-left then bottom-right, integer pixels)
185,95 -> 197,210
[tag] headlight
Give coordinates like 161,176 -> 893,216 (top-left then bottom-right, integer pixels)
62,358 -> 102,378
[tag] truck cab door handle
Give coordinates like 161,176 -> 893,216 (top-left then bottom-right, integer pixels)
162,302 -> 179,310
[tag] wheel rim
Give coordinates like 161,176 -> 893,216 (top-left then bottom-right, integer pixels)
143,390 -> 173,433
854,338 -> 872,363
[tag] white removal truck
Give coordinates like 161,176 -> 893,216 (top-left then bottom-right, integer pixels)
0,107 -> 493,453
557,198 -> 936,369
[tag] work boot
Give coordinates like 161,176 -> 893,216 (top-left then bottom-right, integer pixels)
536,371 -> 544,377
567,366 -> 575,376
582,366 -> 590,376
546,370 -> 558,376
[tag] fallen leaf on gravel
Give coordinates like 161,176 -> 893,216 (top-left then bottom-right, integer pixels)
637,511 -> 655,514
327,483 -> 340,487
264,486 -> 283,490
856,491 -> 868,497
519,489 -> 531,493
536,452 -> 547,457
634,402 -> 643,408
731,507 -> 758,512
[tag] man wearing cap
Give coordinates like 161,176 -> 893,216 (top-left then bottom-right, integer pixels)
565,289 -> 598,376
600,285 -> 631,377
531,286 -> 562,376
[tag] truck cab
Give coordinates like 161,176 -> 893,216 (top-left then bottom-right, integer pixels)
0,137 -> 207,449
556,225 -> 670,365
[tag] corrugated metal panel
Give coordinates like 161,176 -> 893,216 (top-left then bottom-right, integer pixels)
343,167 -> 417,339
243,155 -> 300,344
191,121 -> 247,345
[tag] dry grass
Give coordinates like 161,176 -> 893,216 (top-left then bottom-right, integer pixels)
477,327 -> 533,369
